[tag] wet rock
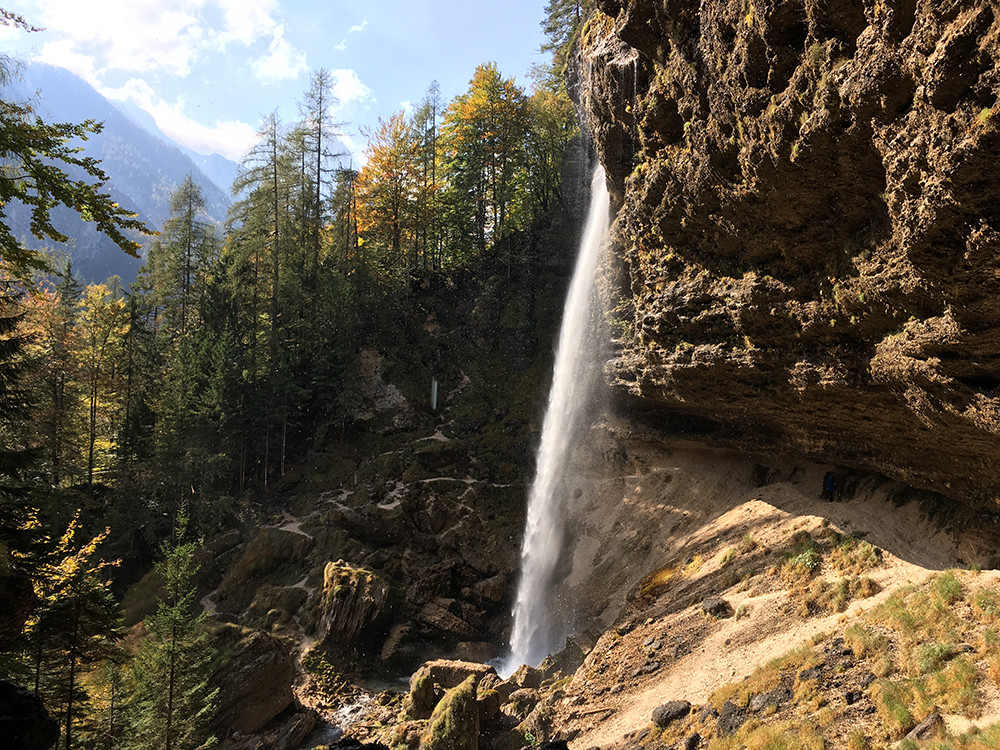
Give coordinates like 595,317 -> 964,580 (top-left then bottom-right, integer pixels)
0,681 -> 58,750
327,737 -> 391,750
716,700 -> 748,736
473,573 -> 507,604
701,597 -> 733,618
652,699 -> 691,727
685,733 -> 702,749
478,688 -> 502,721
418,598 -> 478,639
270,711 -> 317,750
504,688 -> 541,720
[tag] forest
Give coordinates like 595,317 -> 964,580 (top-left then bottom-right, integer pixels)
0,2 -> 586,746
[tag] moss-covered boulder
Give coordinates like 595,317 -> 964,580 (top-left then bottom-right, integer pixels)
420,676 -> 479,750
405,659 -> 497,719
316,561 -> 389,653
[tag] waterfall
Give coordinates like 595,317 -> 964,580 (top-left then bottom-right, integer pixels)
503,166 -> 610,672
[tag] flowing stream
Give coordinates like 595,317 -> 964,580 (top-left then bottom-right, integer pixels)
503,166 -> 610,672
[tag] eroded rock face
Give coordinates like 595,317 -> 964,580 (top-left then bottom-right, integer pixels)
581,0 -> 1000,503
317,561 -> 390,652
209,624 -> 297,736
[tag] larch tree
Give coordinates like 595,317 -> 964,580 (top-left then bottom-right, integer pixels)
355,112 -> 421,278
297,68 -> 342,281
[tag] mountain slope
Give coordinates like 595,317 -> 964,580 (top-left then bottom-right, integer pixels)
4,63 -> 236,283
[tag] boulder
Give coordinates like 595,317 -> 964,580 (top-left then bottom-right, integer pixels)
716,700 -> 747,737
0,681 -> 58,750
418,598 -> 477,639
317,561 -> 389,652
420,676 -> 479,750
477,688 -> 502,721
407,659 -> 497,718
701,597 -> 733,618
652,700 -> 691,727
456,641 -> 496,663
473,574 -> 507,604
504,688 -> 541,720
209,625 -> 296,735
270,711 -> 316,750
510,664 -> 542,689
750,687 -> 792,713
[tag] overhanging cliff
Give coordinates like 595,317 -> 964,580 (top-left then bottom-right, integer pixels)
579,0 -> 1000,504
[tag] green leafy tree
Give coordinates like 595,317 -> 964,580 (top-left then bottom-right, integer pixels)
76,282 -> 126,489
441,63 -> 530,262
26,517 -> 121,750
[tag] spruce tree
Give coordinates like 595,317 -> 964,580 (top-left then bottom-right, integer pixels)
127,508 -> 217,750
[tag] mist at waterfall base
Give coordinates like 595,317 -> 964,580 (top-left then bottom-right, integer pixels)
500,166 -> 611,675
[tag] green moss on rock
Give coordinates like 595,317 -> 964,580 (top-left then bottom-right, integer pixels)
420,676 -> 479,750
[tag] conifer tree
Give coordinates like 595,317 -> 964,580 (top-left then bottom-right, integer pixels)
126,508 -> 217,750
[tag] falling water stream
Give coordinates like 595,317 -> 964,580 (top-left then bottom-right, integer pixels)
503,166 -> 610,672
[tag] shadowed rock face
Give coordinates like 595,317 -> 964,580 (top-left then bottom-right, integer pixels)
580,0 -> 1000,504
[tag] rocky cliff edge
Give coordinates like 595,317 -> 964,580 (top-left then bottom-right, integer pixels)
580,0 -> 1000,505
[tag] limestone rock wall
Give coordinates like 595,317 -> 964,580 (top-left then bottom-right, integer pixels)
580,0 -> 1000,503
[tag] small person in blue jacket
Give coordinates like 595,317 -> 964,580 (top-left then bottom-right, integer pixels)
821,472 -> 836,502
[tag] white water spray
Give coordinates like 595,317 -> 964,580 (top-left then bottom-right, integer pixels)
504,166 -> 610,672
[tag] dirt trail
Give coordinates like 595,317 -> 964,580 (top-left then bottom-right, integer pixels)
554,430 -> 992,748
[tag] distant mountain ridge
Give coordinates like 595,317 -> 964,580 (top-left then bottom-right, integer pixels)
3,63 -> 239,284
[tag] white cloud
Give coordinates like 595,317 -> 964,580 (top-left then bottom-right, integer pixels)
28,0 -> 206,78
349,20 -> 368,34
101,76 -> 257,160
330,68 -> 374,108
213,0 -> 278,47
333,39 -> 347,51
251,24 -> 307,83
35,39 -> 101,83
400,100 -> 413,116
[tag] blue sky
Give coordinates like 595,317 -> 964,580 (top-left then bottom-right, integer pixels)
0,0 -> 549,163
